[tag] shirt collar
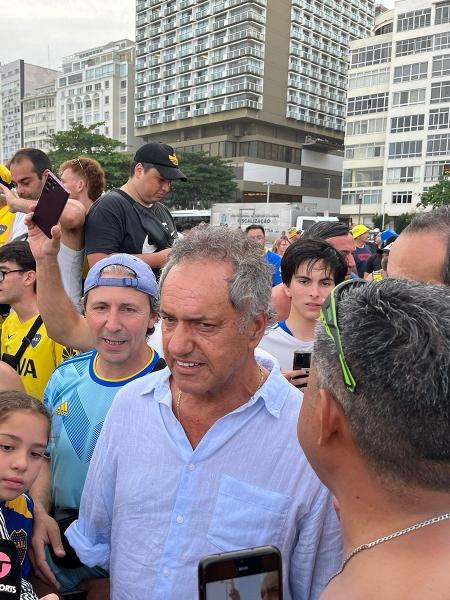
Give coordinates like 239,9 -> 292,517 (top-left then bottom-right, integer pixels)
141,353 -> 292,419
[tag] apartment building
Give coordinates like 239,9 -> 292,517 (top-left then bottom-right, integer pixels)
56,39 -> 139,152
135,0 -> 374,210
341,0 -> 450,225
22,82 -> 57,153
0,60 -> 57,161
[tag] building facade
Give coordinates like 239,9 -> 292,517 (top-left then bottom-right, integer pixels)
135,0 -> 374,210
341,0 -> 450,225
22,82 -> 57,153
0,60 -> 57,162
56,39 -> 139,152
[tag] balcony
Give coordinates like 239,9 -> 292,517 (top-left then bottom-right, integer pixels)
229,11 -> 265,26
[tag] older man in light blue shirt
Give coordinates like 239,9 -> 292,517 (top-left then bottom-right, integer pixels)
67,227 -> 342,599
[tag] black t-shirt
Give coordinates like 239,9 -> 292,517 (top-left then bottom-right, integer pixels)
364,252 -> 382,274
85,189 -> 177,257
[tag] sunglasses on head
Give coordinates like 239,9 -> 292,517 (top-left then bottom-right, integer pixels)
320,278 -> 367,393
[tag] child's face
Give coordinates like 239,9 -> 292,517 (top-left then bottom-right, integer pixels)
0,410 -> 48,501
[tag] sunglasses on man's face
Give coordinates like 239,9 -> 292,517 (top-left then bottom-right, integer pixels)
320,278 -> 367,393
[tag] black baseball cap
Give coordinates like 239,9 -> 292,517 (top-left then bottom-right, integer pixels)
134,143 -> 187,181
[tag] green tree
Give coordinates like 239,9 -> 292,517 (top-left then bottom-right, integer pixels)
47,122 -> 132,189
393,212 -> 415,233
165,151 -> 237,210
418,177 -> 450,209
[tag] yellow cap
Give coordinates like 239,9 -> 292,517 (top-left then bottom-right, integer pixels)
0,164 -> 12,189
351,224 -> 369,239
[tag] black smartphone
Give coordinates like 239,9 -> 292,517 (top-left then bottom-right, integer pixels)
32,170 -> 69,238
199,545 -> 282,600
292,351 -> 311,371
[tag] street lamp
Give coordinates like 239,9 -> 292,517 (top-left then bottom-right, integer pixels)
323,177 -> 331,217
357,193 -> 363,223
264,180 -> 274,204
381,202 -> 387,230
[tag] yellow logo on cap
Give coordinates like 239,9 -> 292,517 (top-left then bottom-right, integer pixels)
168,153 -> 179,166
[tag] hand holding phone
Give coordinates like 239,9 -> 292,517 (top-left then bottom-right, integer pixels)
32,171 -> 69,238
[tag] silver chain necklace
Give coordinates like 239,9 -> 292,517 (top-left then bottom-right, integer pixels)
328,511 -> 450,584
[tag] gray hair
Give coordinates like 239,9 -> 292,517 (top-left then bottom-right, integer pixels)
313,278 -> 450,491
403,206 -> 450,285
160,226 -> 276,328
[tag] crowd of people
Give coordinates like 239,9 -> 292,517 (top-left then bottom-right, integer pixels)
0,143 -> 448,600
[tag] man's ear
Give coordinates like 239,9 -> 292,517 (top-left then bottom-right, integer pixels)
23,269 -> 37,289
317,389 -> 345,447
248,313 -> 268,348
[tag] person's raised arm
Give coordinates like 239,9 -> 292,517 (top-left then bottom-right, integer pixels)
26,216 -> 94,351
0,183 -> 33,214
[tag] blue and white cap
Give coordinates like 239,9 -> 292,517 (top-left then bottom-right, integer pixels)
84,254 -> 159,299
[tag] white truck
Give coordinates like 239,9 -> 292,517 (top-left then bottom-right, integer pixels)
210,202 -> 337,242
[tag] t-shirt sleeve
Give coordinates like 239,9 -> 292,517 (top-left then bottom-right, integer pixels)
85,196 -> 126,255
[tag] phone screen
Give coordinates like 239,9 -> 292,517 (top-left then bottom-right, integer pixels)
32,170 -> 69,238
199,546 -> 282,600
292,351 -> 311,371
206,570 -> 279,599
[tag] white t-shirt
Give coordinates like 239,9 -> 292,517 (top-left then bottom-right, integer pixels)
258,322 -> 313,370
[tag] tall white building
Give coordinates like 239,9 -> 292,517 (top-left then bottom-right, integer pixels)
0,60 -> 57,162
135,0 -> 374,209
56,39 -> 139,152
22,82 -> 57,153
341,0 -> 450,225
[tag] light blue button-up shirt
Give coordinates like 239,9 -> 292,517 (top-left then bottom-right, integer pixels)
67,355 -> 342,599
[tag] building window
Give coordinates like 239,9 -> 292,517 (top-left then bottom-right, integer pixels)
390,114 -> 425,133
348,67 -> 390,89
104,111 -> 109,119
434,32 -> 450,50
430,80 -> 450,103
120,96 -> 127,104
86,85 -> 92,92
435,1 -> 450,25
342,190 -> 382,205
389,140 -> 423,158
387,166 -> 420,183
424,160 -> 447,181
393,62 -> 428,83
392,191 -> 413,204
427,134 -> 450,156
343,168 -> 384,187
95,83 -> 101,90
396,35 -> 432,56
120,80 -> 127,88
350,43 -> 391,67
392,88 -> 426,106
432,54 -> 450,77
429,107 -> 450,129
105,80 -> 110,89
397,9 -> 431,31
345,143 -> 385,159
346,117 -> 386,136
104,96 -> 110,105
347,93 -> 389,116
120,126 -> 126,135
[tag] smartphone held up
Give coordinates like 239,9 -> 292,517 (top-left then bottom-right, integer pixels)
31,171 -> 69,238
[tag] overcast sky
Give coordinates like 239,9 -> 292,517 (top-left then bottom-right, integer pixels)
3,0 -> 394,72
2,0 -> 135,70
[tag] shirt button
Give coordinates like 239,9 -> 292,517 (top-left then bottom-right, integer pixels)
162,568 -> 170,577
187,463 -> 195,471
176,515 -> 184,524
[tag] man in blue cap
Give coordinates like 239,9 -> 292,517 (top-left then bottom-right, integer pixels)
27,253 -> 165,598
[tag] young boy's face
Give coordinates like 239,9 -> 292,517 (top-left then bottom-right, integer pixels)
285,260 -> 335,322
